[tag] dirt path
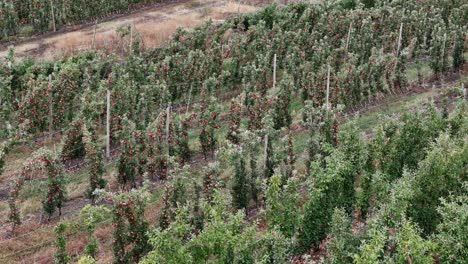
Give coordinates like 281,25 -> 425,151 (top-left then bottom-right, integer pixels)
0,0 -> 260,60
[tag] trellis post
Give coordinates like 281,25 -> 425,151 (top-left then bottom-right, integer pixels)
263,134 -> 268,170
273,54 -> 277,89
396,23 -> 403,56
130,24 -> 134,54
166,104 -> 171,158
345,22 -> 352,54
48,75 -> 53,138
106,89 -> 111,159
186,84 -> 193,115
50,0 -> 56,32
326,64 -> 331,111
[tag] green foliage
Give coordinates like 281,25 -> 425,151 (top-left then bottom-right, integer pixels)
353,227 -> 387,264
452,29 -> 466,71
80,205 -> 109,258
266,174 -> 299,238
249,155 -> 260,207
146,191 -> 261,263
117,116 -> 139,188
143,208 -> 193,264
82,123 -> 106,201
337,124 -> 367,212
369,105 -> 446,180
0,2 -> 17,39
256,229 -> 291,264
174,116 -> 192,164
54,223 -> 70,264
202,163 -> 219,203
434,185 -> 468,263
60,118 -> 85,161
429,27 -> 450,76
408,133 -> 467,234
326,208 -> 356,264
297,144 -> 357,252
448,100 -> 468,137
198,98 -> 219,160
232,158 -> 249,210
111,190 -> 151,264
1,1 -> 467,263
226,99 -> 243,145
264,134 -> 275,179
273,74 -> 293,130
39,152 -> 66,219
188,192 -> 256,263
77,256 -> 97,264
386,220 -> 435,264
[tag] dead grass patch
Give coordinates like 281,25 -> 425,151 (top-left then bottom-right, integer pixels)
20,198 -> 42,217
137,12 -> 202,48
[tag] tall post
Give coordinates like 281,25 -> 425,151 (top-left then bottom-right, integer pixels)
166,104 -> 171,159
92,20 -> 98,49
263,134 -> 269,170
326,64 -> 331,111
186,84 -> 193,115
345,22 -> 352,54
106,89 -> 111,159
166,104 -> 171,141
396,23 -> 403,56
50,0 -> 56,32
273,54 -> 277,89
129,24 -> 134,54
48,75 -> 53,138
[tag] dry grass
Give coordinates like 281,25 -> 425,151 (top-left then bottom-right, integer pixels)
20,199 -> 42,217
0,0 -> 259,60
67,181 -> 88,200
0,201 -> 8,223
137,12 -> 202,48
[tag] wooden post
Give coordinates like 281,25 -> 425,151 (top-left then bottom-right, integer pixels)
129,24 -> 134,53
326,64 -> 331,111
50,0 -> 56,32
345,22 -> 352,54
396,23 -> 403,56
186,84 -> 193,115
166,104 -> 171,141
166,104 -> 171,158
48,75 -> 53,138
263,134 -> 268,170
106,89 -> 111,159
273,54 -> 277,89
92,20 -> 98,49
